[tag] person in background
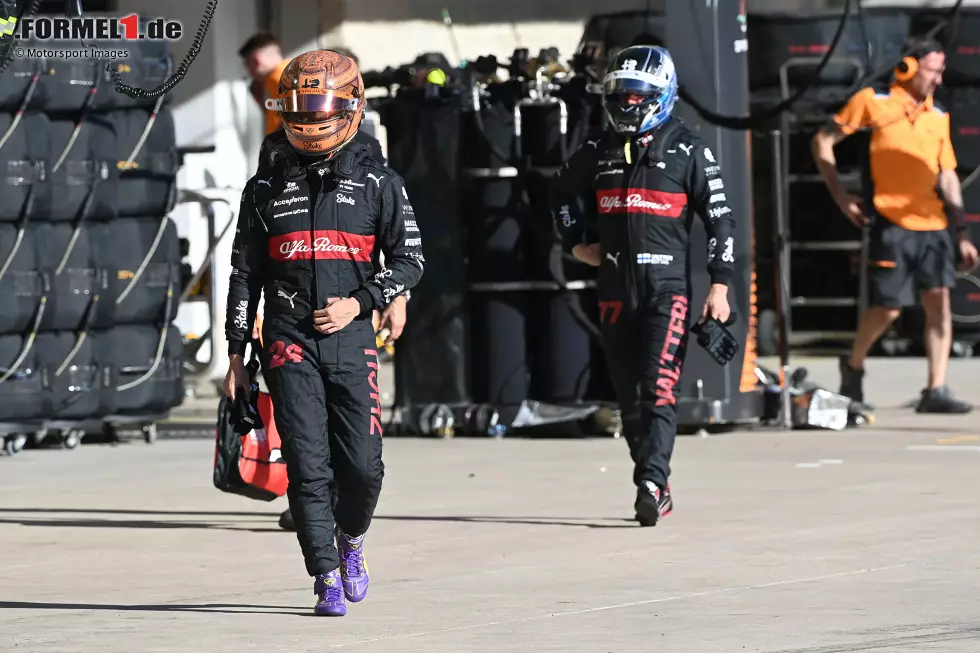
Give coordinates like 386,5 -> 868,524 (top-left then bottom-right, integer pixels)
811,36 -> 978,414
238,32 -> 290,136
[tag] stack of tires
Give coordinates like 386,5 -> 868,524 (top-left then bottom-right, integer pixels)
459,78 -> 609,411
382,76 -> 614,436
0,26 -> 184,454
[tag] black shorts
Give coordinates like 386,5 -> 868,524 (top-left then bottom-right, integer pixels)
867,218 -> 956,308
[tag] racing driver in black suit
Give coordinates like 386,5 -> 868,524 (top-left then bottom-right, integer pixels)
257,123 -> 407,536
224,50 -> 424,616
549,45 -> 736,527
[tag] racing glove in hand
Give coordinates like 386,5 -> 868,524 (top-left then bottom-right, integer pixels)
691,313 -> 740,366
231,358 -> 263,436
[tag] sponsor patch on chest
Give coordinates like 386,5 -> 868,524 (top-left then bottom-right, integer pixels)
596,188 -> 688,218
269,230 -> 375,262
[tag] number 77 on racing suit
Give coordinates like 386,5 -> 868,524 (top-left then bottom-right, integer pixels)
548,45 -> 737,527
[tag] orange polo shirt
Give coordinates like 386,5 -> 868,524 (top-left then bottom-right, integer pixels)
834,85 -> 958,231
263,59 -> 290,135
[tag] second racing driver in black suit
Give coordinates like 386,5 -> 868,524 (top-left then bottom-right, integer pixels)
549,45 -> 737,527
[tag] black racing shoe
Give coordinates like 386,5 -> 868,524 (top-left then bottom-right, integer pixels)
279,509 -> 295,531
916,386 -> 973,414
635,481 -> 673,527
838,356 -> 871,407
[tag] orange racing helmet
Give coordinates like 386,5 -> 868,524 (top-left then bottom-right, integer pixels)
264,49 -> 364,157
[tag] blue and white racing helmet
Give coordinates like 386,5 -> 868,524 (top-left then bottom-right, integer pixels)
602,45 -> 678,135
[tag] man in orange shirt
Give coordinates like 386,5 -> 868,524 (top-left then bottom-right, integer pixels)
238,32 -> 290,135
812,36 -> 978,413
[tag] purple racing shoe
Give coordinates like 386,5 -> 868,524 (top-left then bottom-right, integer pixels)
337,530 -> 370,602
313,569 -> 346,616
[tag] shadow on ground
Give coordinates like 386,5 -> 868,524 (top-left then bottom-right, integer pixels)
373,514 -> 637,529
0,508 -> 283,517
0,508 -> 636,530
0,601 -> 307,616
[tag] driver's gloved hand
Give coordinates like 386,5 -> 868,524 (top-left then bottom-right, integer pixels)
691,313 -> 740,366
231,360 -> 263,435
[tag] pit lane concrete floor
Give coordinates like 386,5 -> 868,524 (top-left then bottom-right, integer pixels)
2,356 -> 979,652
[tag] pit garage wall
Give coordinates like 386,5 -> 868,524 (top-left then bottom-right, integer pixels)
274,0 -> 847,73
114,0 -> 938,387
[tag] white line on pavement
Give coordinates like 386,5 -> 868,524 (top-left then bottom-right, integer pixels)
795,459 -> 844,468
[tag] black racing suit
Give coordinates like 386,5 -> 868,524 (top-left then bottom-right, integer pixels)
226,140 -> 424,576
549,119 -> 736,491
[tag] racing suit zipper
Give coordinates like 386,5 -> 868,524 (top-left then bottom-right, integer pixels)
623,138 -> 642,312
308,169 -> 322,347
312,168 -> 340,365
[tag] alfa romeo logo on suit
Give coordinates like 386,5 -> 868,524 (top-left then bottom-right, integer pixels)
281,237 -> 361,258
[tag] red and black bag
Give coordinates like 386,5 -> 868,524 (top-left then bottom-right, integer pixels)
213,381 -> 288,502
